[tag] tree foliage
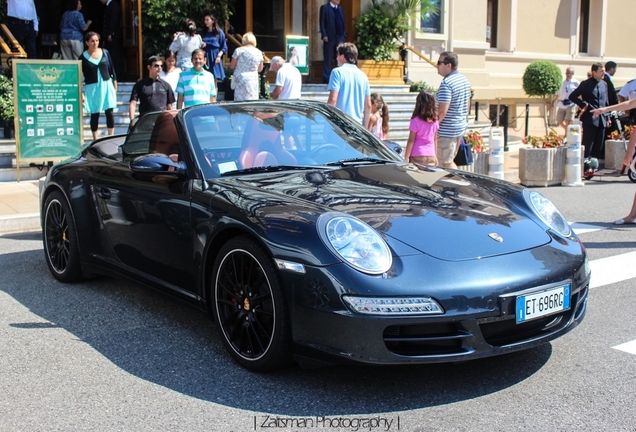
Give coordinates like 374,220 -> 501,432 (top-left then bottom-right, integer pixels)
522,61 -> 562,97
356,0 -> 438,61
0,74 -> 14,124
142,0 -> 234,59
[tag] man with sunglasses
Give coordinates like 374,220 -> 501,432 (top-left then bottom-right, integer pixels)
435,52 -> 472,168
129,56 -> 175,121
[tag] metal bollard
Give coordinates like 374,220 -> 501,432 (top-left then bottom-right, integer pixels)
488,127 -> 505,179
562,124 -> 584,187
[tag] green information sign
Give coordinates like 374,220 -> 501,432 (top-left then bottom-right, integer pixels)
286,35 -> 309,75
14,60 -> 83,164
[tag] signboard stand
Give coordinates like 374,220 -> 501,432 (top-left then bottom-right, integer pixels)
285,35 -> 309,75
13,59 -> 83,181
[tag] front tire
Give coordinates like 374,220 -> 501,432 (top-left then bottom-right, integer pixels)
211,236 -> 292,371
628,168 -> 636,183
42,191 -> 83,282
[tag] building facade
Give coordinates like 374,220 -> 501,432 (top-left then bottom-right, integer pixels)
405,0 -> 636,101
33,0 -> 636,99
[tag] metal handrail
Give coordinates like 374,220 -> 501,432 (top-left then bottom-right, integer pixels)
0,24 -> 27,59
399,44 -> 436,68
226,32 -> 271,63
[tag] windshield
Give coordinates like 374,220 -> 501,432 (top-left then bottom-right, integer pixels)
182,101 -> 401,179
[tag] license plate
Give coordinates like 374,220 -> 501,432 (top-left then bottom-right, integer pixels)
516,284 -> 571,323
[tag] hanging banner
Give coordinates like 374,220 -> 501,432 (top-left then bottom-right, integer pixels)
285,35 -> 309,75
13,59 -> 83,166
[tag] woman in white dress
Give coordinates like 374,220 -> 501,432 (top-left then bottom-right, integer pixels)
230,32 -> 264,101
159,50 -> 181,93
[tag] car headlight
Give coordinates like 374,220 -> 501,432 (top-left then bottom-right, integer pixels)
525,190 -> 571,237
318,213 -> 392,274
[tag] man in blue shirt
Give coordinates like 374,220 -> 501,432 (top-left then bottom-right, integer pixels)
5,0 -> 39,59
327,43 -> 371,126
435,51 -> 472,168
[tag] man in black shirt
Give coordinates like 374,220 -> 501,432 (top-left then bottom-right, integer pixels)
129,56 -> 175,121
569,62 -> 610,159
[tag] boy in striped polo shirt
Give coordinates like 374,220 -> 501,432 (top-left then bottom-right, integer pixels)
176,49 -> 217,109
435,51 -> 471,168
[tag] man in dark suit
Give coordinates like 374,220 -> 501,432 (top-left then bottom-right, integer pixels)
100,0 -> 123,79
320,0 -> 346,84
604,61 -> 618,105
569,62 -> 610,159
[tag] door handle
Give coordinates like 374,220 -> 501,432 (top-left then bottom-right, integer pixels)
97,186 -> 111,200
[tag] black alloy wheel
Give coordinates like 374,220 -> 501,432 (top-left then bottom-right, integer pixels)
212,236 -> 291,371
43,191 -> 83,282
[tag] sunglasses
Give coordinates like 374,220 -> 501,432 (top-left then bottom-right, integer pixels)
437,60 -> 449,65
152,64 -> 163,68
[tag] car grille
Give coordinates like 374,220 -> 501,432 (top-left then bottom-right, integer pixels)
480,284 -> 588,347
383,323 -> 473,356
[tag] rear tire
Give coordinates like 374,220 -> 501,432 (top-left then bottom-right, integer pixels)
42,191 -> 84,282
628,169 -> 636,183
211,236 -> 292,372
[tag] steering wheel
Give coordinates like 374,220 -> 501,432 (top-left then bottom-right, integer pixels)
310,143 -> 342,162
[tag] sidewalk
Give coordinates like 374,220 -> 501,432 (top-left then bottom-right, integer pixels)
0,179 -> 41,233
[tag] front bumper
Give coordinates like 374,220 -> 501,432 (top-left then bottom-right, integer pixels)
284,242 -> 589,365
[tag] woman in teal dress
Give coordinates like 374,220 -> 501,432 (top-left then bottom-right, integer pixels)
80,32 -> 117,140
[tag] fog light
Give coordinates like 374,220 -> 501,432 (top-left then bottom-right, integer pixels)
342,296 -> 444,316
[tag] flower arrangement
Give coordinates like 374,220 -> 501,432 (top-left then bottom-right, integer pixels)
464,130 -> 485,153
607,124 -> 635,141
523,128 -> 565,148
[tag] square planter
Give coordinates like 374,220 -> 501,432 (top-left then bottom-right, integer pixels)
604,139 -> 626,170
519,147 -> 567,187
357,60 -> 404,85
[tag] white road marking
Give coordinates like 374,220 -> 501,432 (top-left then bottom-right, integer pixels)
571,222 -> 607,235
589,250 -> 636,289
612,339 -> 636,355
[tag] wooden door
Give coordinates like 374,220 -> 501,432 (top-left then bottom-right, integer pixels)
120,0 -> 142,81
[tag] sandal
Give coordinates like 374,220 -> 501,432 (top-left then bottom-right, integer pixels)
614,218 -> 636,225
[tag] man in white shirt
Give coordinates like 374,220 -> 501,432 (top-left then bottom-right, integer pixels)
552,67 -> 579,136
269,56 -> 302,100
5,0 -> 39,59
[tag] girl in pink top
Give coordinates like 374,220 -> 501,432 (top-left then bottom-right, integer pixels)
366,93 -> 389,140
404,90 -> 439,165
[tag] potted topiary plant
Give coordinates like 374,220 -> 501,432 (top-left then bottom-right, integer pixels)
0,74 -> 15,139
355,0 -> 438,84
519,128 -> 568,186
522,60 -> 562,135
605,125 -> 634,170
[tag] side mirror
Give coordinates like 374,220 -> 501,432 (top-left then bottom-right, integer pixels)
130,154 -> 187,175
383,140 -> 403,155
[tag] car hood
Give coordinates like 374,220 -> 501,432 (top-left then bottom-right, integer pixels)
229,164 -> 552,261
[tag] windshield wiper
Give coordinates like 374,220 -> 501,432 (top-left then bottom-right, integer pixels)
323,157 -> 394,167
221,165 -> 314,176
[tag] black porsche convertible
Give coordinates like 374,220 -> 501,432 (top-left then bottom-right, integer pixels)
41,100 -> 589,371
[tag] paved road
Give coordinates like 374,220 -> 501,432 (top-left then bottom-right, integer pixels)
1,177 -> 635,431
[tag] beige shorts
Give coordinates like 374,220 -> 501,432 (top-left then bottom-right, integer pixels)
437,136 -> 460,165
557,106 -> 576,122
409,155 -> 437,166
